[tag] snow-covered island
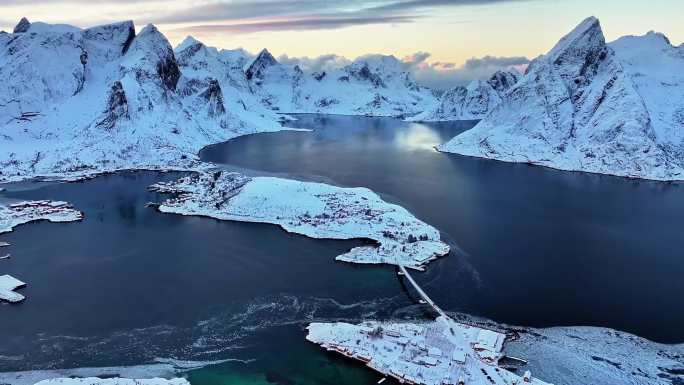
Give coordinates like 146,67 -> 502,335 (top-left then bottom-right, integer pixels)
0,274 -> 26,303
0,200 -> 83,235
307,316 -> 551,385
150,171 -> 449,270
438,17 -> 684,181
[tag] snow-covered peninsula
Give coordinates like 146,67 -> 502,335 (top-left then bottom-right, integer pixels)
438,17 -> 684,181
0,200 -> 83,234
307,317 -> 551,385
150,171 -> 449,270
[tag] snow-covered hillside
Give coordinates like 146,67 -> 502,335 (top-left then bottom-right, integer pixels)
243,49 -> 438,117
411,69 -> 520,121
438,17 -> 684,181
0,18 -> 286,183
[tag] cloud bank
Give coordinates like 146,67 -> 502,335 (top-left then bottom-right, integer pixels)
405,53 -> 530,89
279,51 -> 530,89
160,0 -> 528,34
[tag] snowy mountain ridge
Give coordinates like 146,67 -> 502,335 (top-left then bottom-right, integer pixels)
410,69 -> 521,121
0,18 -> 285,183
242,49 -> 439,117
438,17 -> 684,181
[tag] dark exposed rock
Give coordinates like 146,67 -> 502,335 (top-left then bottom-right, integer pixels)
175,40 -> 204,66
316,98 -> 339,108
124,24 -> 180,91
313,71 -> 326,81
121,23 -> 136,54
97,81 -> 129,130
83,21 -> 136,57
198,79 -> 226,117
13,18 -> 30,34
157,56 -> 181,91
245,48 -> 278,80
487,70 -> 520,92
351,63 -> 385,88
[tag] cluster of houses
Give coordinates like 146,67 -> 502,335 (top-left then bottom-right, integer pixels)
307,316 -> 551,385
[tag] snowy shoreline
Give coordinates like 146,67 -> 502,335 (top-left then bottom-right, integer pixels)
150,170 -> 450,270
0,359 -> 232,385
437,148 -> 684,184
0,200 -> 83,235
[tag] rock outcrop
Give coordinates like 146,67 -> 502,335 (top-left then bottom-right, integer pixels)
13,17 -> 30,33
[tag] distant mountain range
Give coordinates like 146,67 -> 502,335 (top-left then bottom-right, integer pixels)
1,16 -> 682,181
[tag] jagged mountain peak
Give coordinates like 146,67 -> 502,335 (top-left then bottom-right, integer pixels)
13,17 -> 30,33
245,48 -> 279,80
83,21 -> 136,56
11,17 -> 81,35
136,23 -> 164,41
531,16 -> 609,86
176,35 -> 203,52
547,16 -> 603,60
438,16 -> 684,181
255,48 -> 276,62
125,23 -> 174,60
122,23 -> 180,91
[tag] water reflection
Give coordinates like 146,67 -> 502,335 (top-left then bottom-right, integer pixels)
393,123 -> 443,151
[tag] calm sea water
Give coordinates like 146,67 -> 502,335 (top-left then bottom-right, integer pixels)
1,115 -> 682,384
201,114 -> 684,342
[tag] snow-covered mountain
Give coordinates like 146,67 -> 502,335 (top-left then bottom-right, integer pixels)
243,50 -> 438,117
438,17 -> 684,181
0,19 -> 284,183
411,69 -> 520,121
0,18 -> 439,183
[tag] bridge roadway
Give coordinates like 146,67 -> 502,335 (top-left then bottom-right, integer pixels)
398,265 -> 449,319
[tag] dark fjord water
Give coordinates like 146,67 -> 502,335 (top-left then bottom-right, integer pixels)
0,115 -> 683,384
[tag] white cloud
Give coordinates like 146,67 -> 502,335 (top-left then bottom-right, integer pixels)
278,51 -> 529,90
405,53 -> 529,89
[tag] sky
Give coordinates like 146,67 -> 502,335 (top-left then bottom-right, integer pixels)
1,0 -> 682,89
